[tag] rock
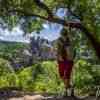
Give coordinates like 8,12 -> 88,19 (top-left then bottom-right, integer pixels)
24,95 -> 45,100
8,97 -> 24,100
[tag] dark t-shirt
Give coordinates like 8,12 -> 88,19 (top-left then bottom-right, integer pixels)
57,37 -> 73,60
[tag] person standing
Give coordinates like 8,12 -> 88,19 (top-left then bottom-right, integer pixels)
57,28 -> 74,96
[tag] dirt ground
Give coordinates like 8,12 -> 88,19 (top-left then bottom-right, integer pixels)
0,89 -> 99,100
5,95 -> 100,100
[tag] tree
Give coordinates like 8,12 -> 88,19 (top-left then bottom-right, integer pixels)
0,0 -> 100,59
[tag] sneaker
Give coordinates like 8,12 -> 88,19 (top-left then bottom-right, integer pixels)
65,87 -> 74,97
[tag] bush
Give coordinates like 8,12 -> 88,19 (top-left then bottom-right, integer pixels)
0,60 -> 99,96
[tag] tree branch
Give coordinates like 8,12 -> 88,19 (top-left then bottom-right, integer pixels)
80,25 -> 100,59
66,8 -> 100,59
33,0 -> 53,18
8,9 -> 81,28
8,9 -> 100,59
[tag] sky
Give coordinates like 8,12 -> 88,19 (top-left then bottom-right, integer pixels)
0,8 -> 66,43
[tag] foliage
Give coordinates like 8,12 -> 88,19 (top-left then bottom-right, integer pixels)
0,61 -> 64,93
0,0 -> 99,37
0,0 -> 100,96
0,58 -> 12,76
0,60 -> 99,95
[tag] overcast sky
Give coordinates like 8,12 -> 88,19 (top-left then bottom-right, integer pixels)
0,8 -> 66,43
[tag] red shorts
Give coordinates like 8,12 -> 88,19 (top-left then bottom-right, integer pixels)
57,60 -> 73,79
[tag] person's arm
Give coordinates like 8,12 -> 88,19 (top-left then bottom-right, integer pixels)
56,39 -> 64,61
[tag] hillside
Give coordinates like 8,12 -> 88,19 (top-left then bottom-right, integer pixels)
0,40 -> 28,53
0,40 -> 29,59
0,39 -> 56,69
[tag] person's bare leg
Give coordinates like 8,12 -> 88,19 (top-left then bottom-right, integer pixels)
64,79 -> 70,88
63,78 -> 71,96
64,78 -> 75,97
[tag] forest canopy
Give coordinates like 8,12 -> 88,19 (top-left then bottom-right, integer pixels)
0,0 -> 100,59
